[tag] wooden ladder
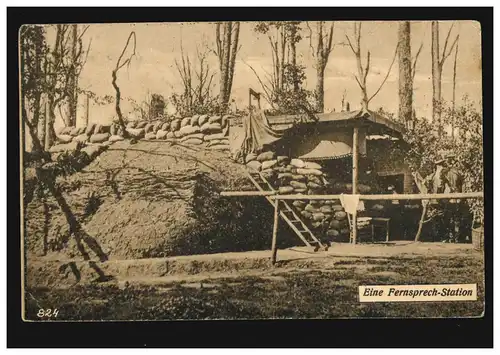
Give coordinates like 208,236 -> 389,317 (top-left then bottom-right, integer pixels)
246,170 -> 327,251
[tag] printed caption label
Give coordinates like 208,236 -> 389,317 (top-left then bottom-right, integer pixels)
359,284 -> 477,302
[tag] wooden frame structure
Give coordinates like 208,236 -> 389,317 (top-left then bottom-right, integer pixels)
221,190 -> 484,264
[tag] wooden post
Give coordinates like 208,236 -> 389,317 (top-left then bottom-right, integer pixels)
271,200 -> 279,265
352,126 -> 359,244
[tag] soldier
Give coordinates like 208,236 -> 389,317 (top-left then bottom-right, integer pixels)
424,152 -> 464,242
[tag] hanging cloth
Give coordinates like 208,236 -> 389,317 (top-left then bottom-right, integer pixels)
233,108 -> 283,162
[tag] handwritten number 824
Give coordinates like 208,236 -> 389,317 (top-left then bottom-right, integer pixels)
37,309 -> 59,318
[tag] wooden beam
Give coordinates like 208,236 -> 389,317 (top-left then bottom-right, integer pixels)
266,192 -> 483,201
220,191 -> 277,197
352,126 -> 359,244
271,199 -> 279,265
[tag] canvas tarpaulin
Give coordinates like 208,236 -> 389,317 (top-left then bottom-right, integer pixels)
230,108 -> 283,161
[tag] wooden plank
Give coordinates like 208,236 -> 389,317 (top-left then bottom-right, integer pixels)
268,192 -> 483,201
271,199 -> 279,265
352,126 -> 359,245
220,191 -> 276,196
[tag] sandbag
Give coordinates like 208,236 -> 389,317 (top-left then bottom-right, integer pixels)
296,168 -> 323,176
180,133 -> 205,142
290,158 -> 305,168
198,114 -> 209,126
145,132 -> 156,140
153,121 -> 163,133
208,115 -> 222,124
190,115 -> 200,126
277,156 -> 290,165
170,119 -> 181,131
329,220 -> 341,229
311,221 -> 323,229
278,173 -> 293,181
312,212 -> 325,221
85,123 -> 96,135
334,211 -> 347,220
261,160 -> 278,170
108,135 -> 124,142
246,160 -> 262,172
291,174 -> 306,182
156,130 -> 168,140
200,122 -> 222,133
90,133 -> 110,143
245,153 -> 257,162
257,151 -> 275,162
304,204 -> 317,213
320,205 -> 333,214
166,132 -> 175,139
332,205 -> 344,212
290,181 -> 307,190
301,211 -> 312,219
181,117 -> 191,127
183,138 -> 203,145
304,161 -> 322,170
179,125 -> 201,137
136,121 -> 147,129
294,188 -> 307,193
126,128 -> 145,139
327,229 -> 340,238
174,131 -> 183,138
74,134 -> 89,143
208,144 -> 229,151
307,181 -> 322,190
308,175 -> 323,185
293,200 -> 306,209
161,122 -> 170,131
49,141 -> 79,153
57,134 -> 73,143
278,186 -> 294,194
204,132 -> 227,141
127,121 -> 137,129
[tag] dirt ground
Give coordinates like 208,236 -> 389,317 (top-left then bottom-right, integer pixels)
24,242 -> 485,320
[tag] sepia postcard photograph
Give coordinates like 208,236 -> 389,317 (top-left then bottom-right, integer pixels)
15,8 -> 490,332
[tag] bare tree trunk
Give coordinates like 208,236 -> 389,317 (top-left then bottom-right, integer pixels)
37,94 -> 47,150
398,21 -> 413,126
45,98 -> 57,149
431,21 -> 442,130
315,66 -> 325,112
66,24 -> 78,127
290,25 -> 299,93
225,22 -> 240,105
451,40 -> 459,140
279,26 -> 286,92
219,22 -> 232,108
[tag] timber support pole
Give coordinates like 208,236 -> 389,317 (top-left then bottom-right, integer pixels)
271,199 -> 279,265
352,126 -> 359,244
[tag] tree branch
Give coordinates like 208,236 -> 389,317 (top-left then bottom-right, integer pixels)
367,42 -> 400,103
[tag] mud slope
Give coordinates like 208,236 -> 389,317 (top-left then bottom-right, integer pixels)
25,140 -> 292,260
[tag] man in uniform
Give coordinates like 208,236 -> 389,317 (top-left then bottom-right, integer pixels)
424,152 -> 464,242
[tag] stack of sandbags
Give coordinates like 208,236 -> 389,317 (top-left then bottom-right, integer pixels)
244,154 -> 351,242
